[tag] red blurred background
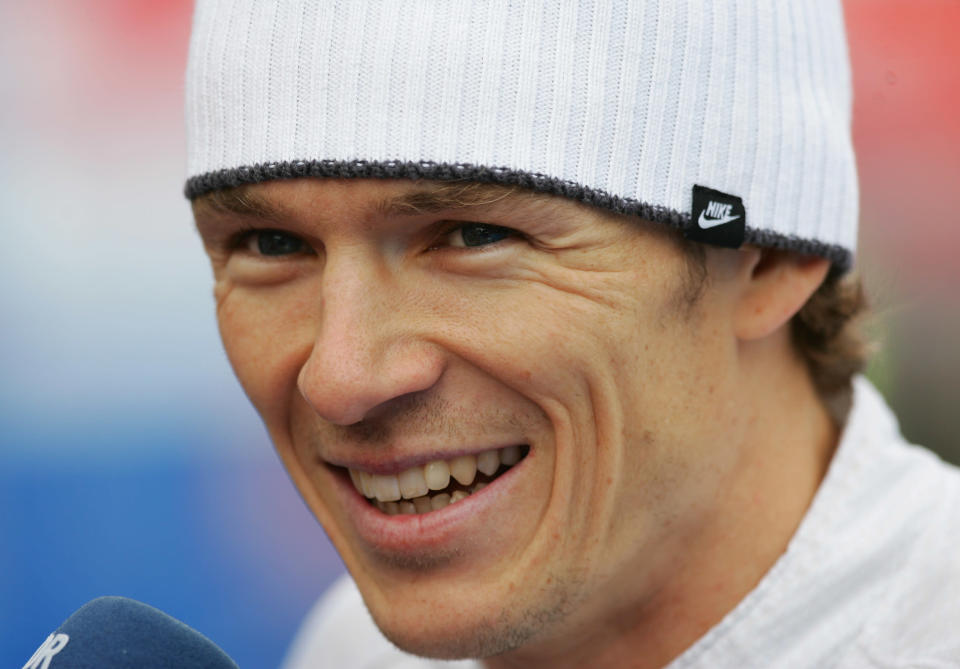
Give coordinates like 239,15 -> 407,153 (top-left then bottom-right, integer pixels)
845,1 -> 960,465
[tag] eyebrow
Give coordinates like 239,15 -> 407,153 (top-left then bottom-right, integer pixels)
373,182 -> 529,216
197,187 -> 288,220
195,181 -> 551,223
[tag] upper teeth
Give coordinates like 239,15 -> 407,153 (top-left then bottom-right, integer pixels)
348,445 -> 522,503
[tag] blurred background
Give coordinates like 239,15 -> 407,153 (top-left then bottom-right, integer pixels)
1,1 -> 957,666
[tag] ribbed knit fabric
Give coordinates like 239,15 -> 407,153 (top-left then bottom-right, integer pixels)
185,0 -> 859,271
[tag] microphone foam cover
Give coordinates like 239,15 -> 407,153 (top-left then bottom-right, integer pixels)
45,596 -> 238,668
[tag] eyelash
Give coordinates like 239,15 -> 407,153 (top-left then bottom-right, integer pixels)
232,228 -> 309,256
430,222 -> 521,251
225,222 -> 521,257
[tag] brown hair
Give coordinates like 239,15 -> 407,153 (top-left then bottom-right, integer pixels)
790,271 -> 871,400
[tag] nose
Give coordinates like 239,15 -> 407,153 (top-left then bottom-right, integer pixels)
297,253 -> 445,426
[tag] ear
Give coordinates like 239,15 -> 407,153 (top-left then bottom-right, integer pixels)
733,248 -> 830,341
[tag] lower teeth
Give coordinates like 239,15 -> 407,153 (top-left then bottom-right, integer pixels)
376,481 -> 488,515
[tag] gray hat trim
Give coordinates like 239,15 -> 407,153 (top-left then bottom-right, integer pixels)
184,159 -> 852,274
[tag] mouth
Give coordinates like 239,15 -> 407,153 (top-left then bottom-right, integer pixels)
343,445 -> 530,516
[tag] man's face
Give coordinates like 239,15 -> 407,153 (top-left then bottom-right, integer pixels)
193,178 -> 748,659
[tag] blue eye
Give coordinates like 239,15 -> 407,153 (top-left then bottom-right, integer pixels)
450,223 -> 515,248
247,230 -> 305,256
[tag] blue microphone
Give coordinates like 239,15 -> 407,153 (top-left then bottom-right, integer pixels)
23,596 -> 239,669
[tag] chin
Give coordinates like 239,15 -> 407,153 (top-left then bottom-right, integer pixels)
361,573 -> 582,661
371,608 -> 522,660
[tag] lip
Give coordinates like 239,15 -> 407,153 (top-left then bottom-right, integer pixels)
322,444 -> 521,476
324,451 -> 531,554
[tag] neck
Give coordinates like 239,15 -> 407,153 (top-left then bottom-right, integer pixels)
484,331 -> 839,669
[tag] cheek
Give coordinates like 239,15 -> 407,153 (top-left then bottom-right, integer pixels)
436,296 -> 602,417
216,284 -> 317,422
611,308 -> 743,524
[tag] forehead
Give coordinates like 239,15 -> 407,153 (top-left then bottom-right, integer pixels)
192,178 -> 581,225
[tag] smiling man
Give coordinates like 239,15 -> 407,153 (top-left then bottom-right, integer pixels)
184,2 -> 960,668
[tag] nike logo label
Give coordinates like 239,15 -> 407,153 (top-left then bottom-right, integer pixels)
684,185 -> 746,249
697,200 -> 741,229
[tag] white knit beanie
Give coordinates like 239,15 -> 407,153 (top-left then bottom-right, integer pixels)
185,1 -> 858,272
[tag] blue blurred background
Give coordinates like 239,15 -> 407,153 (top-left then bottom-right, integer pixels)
1,1 -> 958,667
